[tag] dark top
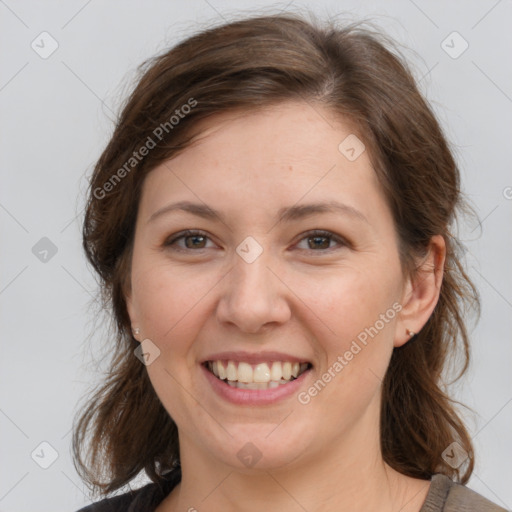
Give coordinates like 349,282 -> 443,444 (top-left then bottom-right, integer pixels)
76,470 -> 508,511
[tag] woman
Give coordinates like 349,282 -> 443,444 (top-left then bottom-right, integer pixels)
73,12 -> 506,512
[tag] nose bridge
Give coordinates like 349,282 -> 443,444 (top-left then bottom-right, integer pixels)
233,245 -> 272,294
216,239 -> 289,332
231,233 -> 272,283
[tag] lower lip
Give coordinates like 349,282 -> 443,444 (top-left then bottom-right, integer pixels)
201,364 -> 311,405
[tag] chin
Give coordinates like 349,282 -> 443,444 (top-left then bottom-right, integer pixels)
204,424 -> 312,472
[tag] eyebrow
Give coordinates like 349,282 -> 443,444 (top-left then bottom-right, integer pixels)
147,200 -> 369,225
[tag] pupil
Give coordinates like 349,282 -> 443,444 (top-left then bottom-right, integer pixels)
186,235 -> 205,248
310,236 -> 328,249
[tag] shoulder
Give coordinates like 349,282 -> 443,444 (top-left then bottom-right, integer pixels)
422,473 -> 508,512
74,469 -> 181,512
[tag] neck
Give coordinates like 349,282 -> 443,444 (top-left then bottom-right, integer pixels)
159,418 -> 430,512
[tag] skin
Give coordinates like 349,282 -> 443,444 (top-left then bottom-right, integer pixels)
126,100 -> 446,512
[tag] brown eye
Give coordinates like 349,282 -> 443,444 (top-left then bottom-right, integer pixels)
307,235 -> 331,250
183,234 -> 207,249
295,230 -> 347,252
164,230 -> 213,251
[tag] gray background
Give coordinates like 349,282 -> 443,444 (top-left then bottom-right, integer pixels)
1,1 -> 511,510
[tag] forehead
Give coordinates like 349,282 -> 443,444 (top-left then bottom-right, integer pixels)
181,101 -> 364,166
139,100 -> 387,226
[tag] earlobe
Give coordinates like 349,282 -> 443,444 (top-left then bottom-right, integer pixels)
128,303 -> 142,343
394,235 -> 446,347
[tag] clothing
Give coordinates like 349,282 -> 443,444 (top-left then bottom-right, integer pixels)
75,470 -> 508,511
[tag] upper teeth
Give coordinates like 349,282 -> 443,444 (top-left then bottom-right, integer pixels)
208,360 -> 309,383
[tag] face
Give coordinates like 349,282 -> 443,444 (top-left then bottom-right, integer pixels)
126,101 -> 413,472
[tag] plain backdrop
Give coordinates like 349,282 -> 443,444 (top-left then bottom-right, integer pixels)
1,1 -> 511,511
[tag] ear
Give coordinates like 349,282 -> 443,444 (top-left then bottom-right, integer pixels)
395,234 -> 446,347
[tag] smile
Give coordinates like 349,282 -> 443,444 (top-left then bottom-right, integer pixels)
204,360 -> 312,390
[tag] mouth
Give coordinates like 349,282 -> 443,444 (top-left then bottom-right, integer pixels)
203,360 -> 313,390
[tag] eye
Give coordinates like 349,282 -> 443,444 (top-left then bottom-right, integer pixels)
163,229 -> 348,253
294,230 -> 347,252
164,230 -> 214,251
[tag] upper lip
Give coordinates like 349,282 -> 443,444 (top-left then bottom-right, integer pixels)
201,351 -> 312,365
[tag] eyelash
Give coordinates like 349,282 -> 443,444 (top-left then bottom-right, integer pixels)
164,229 -> 348,254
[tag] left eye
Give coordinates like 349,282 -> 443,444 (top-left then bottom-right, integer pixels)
295,230 -> 346,251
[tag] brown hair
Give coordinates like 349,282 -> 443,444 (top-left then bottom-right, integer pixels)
73,12 -> 480,497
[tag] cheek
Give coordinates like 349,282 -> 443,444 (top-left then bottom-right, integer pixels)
130,262 -> 213,422
296,262 -> 400,344
131,259 -> 211,342
296,263 -> 402,410
295,271 -> 399,428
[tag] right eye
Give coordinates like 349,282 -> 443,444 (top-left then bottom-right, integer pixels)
163,230 -> 216,251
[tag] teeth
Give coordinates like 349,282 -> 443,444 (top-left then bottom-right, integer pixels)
253,363 -> 271,382
282,362 -> 292,380
270,362 -> 282,381
226,360 -> 237,381
207,359 -> 310,385
217,361 -> 227,380
227,380 -> 291,389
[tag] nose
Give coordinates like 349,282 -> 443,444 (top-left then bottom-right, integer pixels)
215,249 -> 291,334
